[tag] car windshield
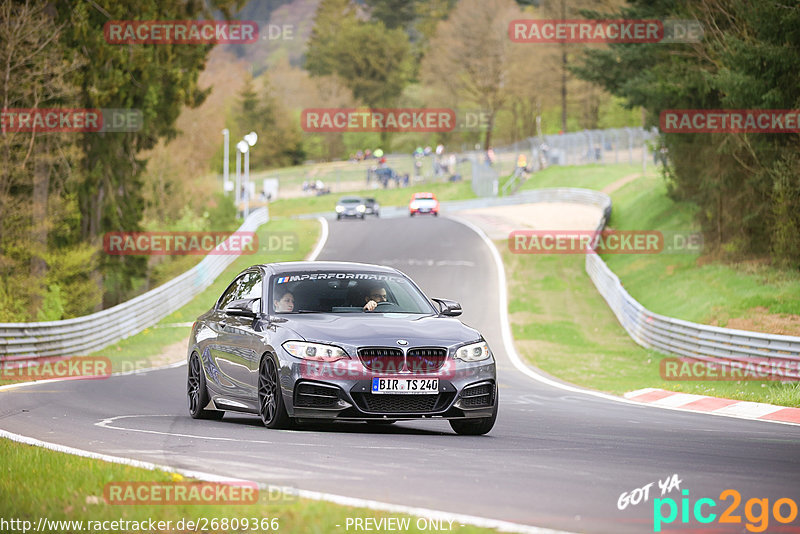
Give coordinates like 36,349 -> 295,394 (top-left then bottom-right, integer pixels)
270,271 -> 435,314
339,198 -> 362,205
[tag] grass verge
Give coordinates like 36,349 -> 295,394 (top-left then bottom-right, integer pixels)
602,172 -> 800,325
516,162 -> 643,192
505,164 -> 800,407
503,246 -> 800,406
0,439 -> 496,534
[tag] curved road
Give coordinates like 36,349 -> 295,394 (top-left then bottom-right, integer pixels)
2,216 -> 800,533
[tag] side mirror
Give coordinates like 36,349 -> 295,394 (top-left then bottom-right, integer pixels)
432,298 -> 462,317
224,298 -> 259,318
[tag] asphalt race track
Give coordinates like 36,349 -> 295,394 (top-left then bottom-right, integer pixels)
2,215 -> 800,533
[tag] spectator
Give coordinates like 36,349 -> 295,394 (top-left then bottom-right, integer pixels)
514,153 -> 528,178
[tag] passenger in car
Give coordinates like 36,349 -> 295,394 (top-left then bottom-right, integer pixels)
273,288 -> 295,313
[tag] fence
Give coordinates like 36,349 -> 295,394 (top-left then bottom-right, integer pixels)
471,127 -> 660,197
0,208 -> 269,360
521,188 -> 800,380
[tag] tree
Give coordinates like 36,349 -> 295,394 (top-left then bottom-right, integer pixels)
304,0 -> 360,77
421,0 -> 521,149
0,0 -> 99,321
52,0 -> 239,305
306,1 -> 413,108
572,0 -> 800,264
231,73 -> 304,171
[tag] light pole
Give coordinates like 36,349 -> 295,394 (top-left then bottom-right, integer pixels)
242,132 -> 258,218
236,140 -> 248,218
222,128 -> 230,194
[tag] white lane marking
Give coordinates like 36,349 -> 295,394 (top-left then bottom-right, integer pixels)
649,393 -> 706,408
715,402 -> 788,418
307,216 -> 329,261
94,415 -> 422,451
448,214 -> 800,428
95,415 -> 303,445
0,427 -> 574,534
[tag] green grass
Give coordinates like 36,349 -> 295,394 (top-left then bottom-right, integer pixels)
268,180 -> 476,218
503,246 -> 800,406
505,164 -> 800,407
516,162 -> 643,191
602,173 -> 800,323
0,439 -> 497,534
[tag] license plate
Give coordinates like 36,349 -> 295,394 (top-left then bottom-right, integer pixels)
371,377 -> 439,394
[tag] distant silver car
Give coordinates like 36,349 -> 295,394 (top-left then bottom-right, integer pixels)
187,261 -> 498,435
364,197 -> 380,217
335,196 -> 366,220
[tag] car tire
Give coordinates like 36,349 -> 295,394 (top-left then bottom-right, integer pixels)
187,352 -> 224,420
449,392 -> 497,436
433,212 -> 439,217
360,214 -> 365,220
337,214 -> 341,220
258,355 -> 293,429
410,212 -> 415,217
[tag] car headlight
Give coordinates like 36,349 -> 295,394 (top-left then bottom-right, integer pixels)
454,341 -> 490,362
283,341 -> 348,362
356,205 -> 366,212
335,206 -> 344,213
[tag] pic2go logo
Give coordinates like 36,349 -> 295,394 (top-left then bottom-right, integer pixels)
653,489 -> 799,532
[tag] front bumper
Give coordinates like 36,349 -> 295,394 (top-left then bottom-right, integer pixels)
285,361 -> 496,421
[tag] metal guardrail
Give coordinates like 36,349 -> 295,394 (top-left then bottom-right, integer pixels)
528,188 -> 800,379
0,208 -> 269,360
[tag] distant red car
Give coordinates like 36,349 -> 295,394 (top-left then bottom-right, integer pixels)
409,192 -> 439,217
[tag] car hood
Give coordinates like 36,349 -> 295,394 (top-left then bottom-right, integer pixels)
282,313 -> 480,348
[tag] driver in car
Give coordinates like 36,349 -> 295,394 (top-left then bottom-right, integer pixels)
363,283 -> 388,311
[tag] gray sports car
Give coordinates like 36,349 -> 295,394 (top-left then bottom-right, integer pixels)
187,261 -> 497,435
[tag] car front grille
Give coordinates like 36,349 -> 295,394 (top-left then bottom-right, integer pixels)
357,347 -> 448,373
358,347 -> 405,373
353,392 -> 455,413
406,348 -> 447,373
460,382 -> 495,408
294,382 -> 340,408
